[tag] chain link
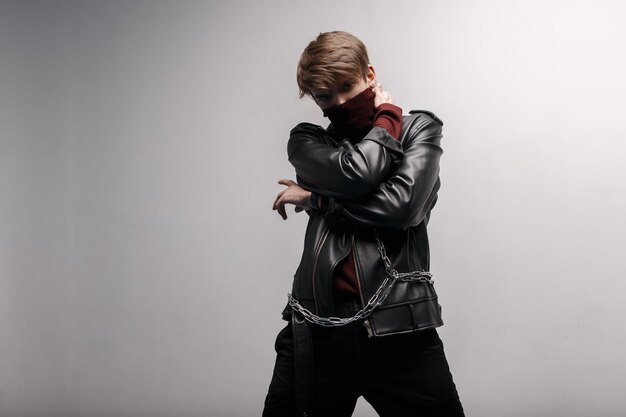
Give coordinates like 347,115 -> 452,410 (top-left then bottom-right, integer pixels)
287,232 -> 434,327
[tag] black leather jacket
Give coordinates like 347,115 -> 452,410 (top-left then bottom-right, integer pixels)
282,110 -> 445,337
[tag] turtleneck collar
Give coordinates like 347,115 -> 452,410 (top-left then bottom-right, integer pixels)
322,87 -> 375,144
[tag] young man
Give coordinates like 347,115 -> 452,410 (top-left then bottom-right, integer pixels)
264,31 -> 464,417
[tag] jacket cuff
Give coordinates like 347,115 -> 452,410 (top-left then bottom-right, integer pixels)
310,192 -> 330,212
309,191 -> 320,210
322,196 -> 342,225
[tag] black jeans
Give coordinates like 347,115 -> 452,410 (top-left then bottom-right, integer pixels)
262,291 -> 464,417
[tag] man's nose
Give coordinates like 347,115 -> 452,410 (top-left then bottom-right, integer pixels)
336,94 -> 348,106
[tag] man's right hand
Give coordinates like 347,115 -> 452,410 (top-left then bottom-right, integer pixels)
372,82 -> 394,108
272,179 -> 313,220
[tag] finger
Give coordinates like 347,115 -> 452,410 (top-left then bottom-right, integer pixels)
275,195 -> 288,219
295,206 -> 303,213
274,194 -> 282,212
278,203 -> 287,220
276,208 -> 286,220
278,179 -> 295,187
272,190 -> 286,210
277,192 -> 296,208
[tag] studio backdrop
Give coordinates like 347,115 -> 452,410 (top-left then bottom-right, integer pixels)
1,1 -> 625,416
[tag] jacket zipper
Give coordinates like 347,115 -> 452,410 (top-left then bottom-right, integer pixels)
352,233 -> 374,337
406,228 -> 414,271
311,223 -> 330,314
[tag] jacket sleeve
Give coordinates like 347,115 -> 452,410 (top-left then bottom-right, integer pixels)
324,115 -> 443,230
287,122 -> 404,200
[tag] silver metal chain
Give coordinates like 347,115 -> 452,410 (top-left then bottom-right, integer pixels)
287,232 -> 434,327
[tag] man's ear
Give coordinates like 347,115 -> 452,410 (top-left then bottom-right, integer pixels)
367,64 -> 377,86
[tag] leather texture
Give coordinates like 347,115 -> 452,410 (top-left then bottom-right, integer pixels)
283,110 -> 445,337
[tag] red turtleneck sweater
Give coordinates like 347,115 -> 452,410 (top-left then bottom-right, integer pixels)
319,102 -> 403,294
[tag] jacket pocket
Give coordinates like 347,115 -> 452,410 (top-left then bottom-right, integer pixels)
369,289 -> 443,337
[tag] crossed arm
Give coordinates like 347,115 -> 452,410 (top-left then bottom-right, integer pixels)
273,116 -> 443,230
272,121 -> 400,219
286,122 -> 404,199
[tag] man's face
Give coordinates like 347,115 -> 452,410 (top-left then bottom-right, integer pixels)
310,66 -> 376,111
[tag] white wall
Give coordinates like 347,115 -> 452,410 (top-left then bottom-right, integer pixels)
1,1 -> 625,416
